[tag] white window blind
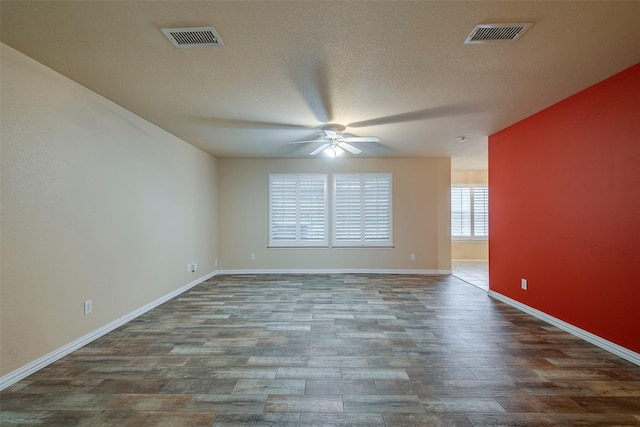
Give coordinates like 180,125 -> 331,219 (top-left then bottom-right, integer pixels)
451,185 -> 488,240
473,187 -> 489,237
333,173 -> 392,247
269,174 -> 328,247
451,187 -> 472,237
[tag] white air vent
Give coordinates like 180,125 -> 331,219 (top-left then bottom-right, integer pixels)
464,23 -> 532,44
161,27 -> 224,48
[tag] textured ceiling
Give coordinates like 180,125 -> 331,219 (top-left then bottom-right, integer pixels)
2,1 -> 639,170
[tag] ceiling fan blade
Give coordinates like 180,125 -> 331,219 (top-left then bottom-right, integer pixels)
191,116 -> 315,130
288,139 -> 326,145
310,143 -> 330,155
290,61 -> 333,123
338,142 -> 362,155
347,104 -> 474,128
342,136 -> 380,143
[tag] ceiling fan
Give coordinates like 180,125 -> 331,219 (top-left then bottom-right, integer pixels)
288,124 -> 380,157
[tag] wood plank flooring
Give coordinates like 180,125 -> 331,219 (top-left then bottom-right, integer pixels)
2,274 -> 640,426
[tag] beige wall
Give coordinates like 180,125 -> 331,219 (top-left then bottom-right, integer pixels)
451,241 -> 488,260
218,158 -> 451,271
0,45 -> 219,375
451,170 -> 488,260
451,170 -> 488,185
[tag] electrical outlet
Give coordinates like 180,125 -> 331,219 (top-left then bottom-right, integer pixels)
250,253 -> 256,261
193,262 -> 198,271
521,278 -> 528,290
84,299 -> 92,315
187,263 -> 192,272
410,253 -> 416,261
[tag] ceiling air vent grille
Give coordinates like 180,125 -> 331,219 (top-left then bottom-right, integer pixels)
464,23 -> 533,44
161,27 -> 224,48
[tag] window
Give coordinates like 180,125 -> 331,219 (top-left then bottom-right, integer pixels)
451,185 -> 488,240
269,174 -> 328,247
333,173 -> 393,247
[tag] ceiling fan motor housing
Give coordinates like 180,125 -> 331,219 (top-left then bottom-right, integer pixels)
325,124 -> 346,133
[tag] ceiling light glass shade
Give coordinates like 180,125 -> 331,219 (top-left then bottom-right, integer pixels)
326,145 -> 344,157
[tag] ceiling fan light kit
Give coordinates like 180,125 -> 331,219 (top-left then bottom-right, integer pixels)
327,145 -> 344,158
289,124 -> 380,157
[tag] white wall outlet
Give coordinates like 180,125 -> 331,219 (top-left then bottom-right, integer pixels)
250,253 -> 256,261
193,262 -> 198,271
187,263 -> 192,272
84,299 -> 92,315
410,253 -> 416,261
521,278 -> 528,290
215,259 -> 218,268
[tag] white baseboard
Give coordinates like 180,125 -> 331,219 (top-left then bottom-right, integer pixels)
488,290 -> 640,367
0,270 -> 218,391
216,268 -> 452,275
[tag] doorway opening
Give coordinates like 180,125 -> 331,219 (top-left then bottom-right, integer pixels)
451,170 -> 488,291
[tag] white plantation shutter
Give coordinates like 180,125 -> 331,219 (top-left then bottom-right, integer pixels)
363,175 -> 391,240
333,173 -> 393,247
473,187 -> 489,237
334,175 -> 362,241
269,174 -> 327,247
451,185 -> 488,239
451,187 -> 472,237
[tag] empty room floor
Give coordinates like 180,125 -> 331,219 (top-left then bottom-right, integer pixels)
2,274 -> 640,426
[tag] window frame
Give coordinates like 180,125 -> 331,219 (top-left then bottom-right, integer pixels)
451,184 -> 488,241
332,173 -> 393,248
268,173 -> 328,248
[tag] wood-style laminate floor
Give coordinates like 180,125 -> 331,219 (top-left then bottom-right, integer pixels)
2,274 -> 640,426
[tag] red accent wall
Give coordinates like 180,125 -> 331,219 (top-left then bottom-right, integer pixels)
489,63 -> 640,354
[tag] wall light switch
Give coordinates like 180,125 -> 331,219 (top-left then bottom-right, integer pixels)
521,278 -> 528,290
